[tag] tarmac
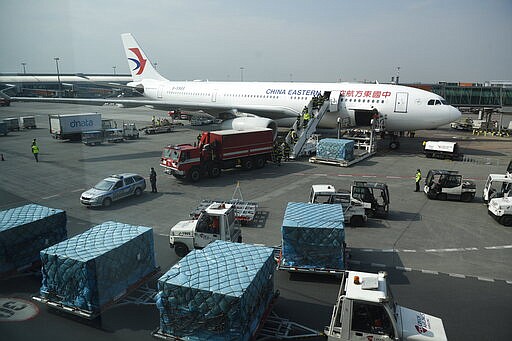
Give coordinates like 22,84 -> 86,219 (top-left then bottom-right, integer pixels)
0,102 -> 511,340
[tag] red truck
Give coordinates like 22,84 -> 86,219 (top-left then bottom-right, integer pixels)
161,129 -> 274,182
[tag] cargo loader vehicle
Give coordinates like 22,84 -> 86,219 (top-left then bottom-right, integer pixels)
325,270 -> 447,340
423,170 -> 476,202
169,202 -> 242,257
161,128 -> 274,182
309,184 -> 367,226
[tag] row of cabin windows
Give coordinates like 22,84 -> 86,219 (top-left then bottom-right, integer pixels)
164,91 -> 388,104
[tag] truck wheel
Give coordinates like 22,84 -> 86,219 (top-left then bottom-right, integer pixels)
102,197 -> 112,207
237,235 -> 242,243
437,193 -> 447,201
499,215 -> 512,226
389,141 -> 399,150
174,243 -> 189,257
208,165 -> 221,178
242,158 -> 254,170
255,157 -> 266,169
350,216 -> 365,227
134,187 -> 142,197
188,168 -> 201,182
460,192 -> 473,202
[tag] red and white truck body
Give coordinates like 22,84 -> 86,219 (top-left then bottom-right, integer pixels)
161,128 -> 274,181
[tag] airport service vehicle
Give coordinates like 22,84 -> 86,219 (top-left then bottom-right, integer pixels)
3,118 -> 20,131
104,128 -> 125,142
161,128 -> 274,182
169,202 -> 242,257
488,196 -> 512,226
81,130 -> 104,146
309,185 -> 367,226
450,117 -> 473,131
423,141 -> 463,160
351,181 -> 390,218
423,170 -> 476,202
325,271 -> 447,341
141,122 -> 174,134
482,173 -> 512,204
80,173 -> 146,207
20,116 -> 36,129
0,122 -> 8,136
49,113 -> 102,140
122,123 -> 139,139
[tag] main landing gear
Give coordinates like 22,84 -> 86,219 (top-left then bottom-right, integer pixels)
380,132 -> 400,150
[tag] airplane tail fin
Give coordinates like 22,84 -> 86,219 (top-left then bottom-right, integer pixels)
121,33 -> 166,82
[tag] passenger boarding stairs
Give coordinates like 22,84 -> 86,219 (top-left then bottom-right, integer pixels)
286,98 -> 330,159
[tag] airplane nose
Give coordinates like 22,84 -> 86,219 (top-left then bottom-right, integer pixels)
450,106 -> 461,122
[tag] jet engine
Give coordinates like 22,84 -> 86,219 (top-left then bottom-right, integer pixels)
221,117 -> 278,140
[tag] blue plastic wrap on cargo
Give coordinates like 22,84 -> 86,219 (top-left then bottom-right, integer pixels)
316,138 -> 355,161
39,221 -> 156,313
281,202 -> 345,270
156,240 -> 275,341
0,204 -> 67,276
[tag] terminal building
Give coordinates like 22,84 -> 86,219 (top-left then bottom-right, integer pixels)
0,73 -> 133,98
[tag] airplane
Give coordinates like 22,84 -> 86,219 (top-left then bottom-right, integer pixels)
7,33 -> 461,148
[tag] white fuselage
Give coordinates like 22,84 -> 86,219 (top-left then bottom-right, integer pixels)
137,78 -> 461,131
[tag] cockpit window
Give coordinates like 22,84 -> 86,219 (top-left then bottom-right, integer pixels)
435,100 -> 442,105
441,100 -> 448,105
428,99 -> 435,105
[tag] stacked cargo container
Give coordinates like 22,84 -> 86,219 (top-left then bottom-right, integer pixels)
281,202 -> 345,270
0,204 -> 67,277
316,138 -> 355,161
155,240 -> 275,341
39,221 -> 156,314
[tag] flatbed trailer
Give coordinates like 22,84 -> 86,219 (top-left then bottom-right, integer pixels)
151,292 -> 323,340
309,151 -> 375,167
274,245 -> 348,275
142,124 -> 174,135
32,267 -> 160,320
190,199 -> 258,224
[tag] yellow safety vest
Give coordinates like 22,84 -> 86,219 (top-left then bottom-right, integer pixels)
32,145 -> 39,154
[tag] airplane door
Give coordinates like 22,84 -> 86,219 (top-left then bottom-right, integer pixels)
394,92 -> 408,113
157,86 -> 163,98
211,91 -> 217,102
329,91 -> 341,112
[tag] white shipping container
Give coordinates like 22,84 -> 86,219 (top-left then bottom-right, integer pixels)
49,113 -> 102,136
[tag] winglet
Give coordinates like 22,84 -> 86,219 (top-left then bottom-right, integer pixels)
121,33 -> 166,82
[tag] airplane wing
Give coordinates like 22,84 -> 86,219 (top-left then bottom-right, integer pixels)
10,96 -> 299,119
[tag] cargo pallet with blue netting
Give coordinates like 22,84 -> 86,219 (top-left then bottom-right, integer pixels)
151,240 -> 323,340
32,221 -> 160,320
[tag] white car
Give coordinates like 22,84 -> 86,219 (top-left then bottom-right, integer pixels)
80,173 -> 146,207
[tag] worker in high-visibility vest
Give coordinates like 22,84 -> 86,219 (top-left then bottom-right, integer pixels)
31,138 -> 39,162
282,142 -> 291,161
303,110 -> 311,128
415,169 -> 422,192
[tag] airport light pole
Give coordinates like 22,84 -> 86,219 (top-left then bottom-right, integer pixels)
112,66 -> 116,75
240,67 -> 244,82
54,57 -> 62,97
396,66 -> 400,85
21,62 -> 27,74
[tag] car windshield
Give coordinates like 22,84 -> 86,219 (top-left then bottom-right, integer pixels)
163,148 -> 180,160
93,179 -> 116,191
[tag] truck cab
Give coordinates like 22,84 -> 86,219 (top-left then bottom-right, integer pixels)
309,185 -> 367,226
351,182 -> 390,218
424,170 -> 476,202
169,202 -> 242,257
325,271 -> 447,341
483,174 -> 512,204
